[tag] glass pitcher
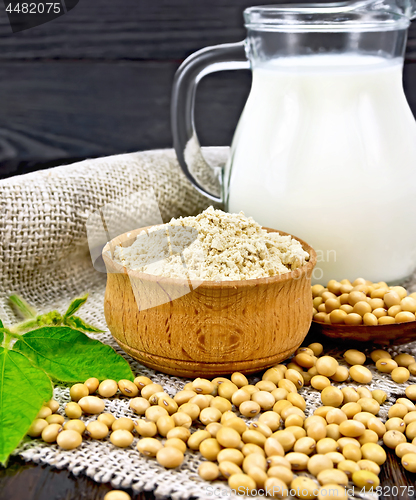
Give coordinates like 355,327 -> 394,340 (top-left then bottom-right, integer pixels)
171,1 -> 416,284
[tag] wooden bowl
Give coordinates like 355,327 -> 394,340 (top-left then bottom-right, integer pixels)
311,320 -> 416,346
103,226 -> 317,377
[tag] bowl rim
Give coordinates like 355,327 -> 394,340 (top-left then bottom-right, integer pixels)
311,317 -> 416,344
102,225 -> 317,288
312,319 -> 413,330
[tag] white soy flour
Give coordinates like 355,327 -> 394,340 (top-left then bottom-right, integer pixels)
113,206 -> 309,280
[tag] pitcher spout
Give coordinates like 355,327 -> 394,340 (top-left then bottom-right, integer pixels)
263,0 -> 416,23
347,0 -> 416,20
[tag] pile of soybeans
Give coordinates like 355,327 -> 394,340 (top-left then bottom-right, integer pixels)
27,342 -> 416,500
313,278 -> 416,326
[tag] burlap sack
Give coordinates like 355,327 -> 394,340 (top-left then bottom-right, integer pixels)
0,149 -> 415,499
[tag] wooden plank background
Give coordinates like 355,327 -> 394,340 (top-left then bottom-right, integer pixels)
0,0 -> 415,178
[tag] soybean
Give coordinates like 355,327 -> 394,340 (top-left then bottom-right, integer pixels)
41,423 -> 62,443
172,412 -> 192,429
84,377 -> 99,394
291,477 -> 318,499
352,470 -> 380,490
155,446 -> 184,468
64,419 -> 86,434
118,380 -> 139,397
198,462 -> 219,481
27,419 -> 48,438
199,438 -> 222,461
129,397 -> 150,415
402,453 -> 416,473
165,437 -> 187,454
406,385 -> 416,401
316,357 -> 338,377
70,383 -> 89,402
317,469 -> 348,486
383,430 -> 407,448
391,367 -> 410,383
216,427 -> 241,448
317,485 -> 347,500
357,460 -> 380,475
86,421 -> 109,439
98,413 -> 116,428
137,437 -> 163,457
321,387 -> 343,408
45,414 -> 65,425
98,380 -> 118,398
133,376 -> 152,390
65,402 -> 82,418
136,420 -> 157,437
231,372 -> 248,388
57,429 -> 82,450
239,401 -> 261,418
344,349 -> 366,365
104,492 -> 131,500
167,427 -> 191,442
307,454 -> 333,476
349,365 -> 372,384
217,448 -> 244,466
46,399 -> 60,413
228,474 -> 256,494
78,396 -> 105,414
110,429 -> 134,448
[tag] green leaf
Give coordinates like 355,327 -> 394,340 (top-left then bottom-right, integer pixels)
9,295 -> 37,319
13,327 -> 133,383
64,315 -> 103,333
64,294 -> 89,318
0,320 -> 3,328
0,347 -> 52,466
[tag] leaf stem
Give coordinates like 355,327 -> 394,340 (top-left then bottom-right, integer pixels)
1,331 -> 21,350
9,295 -> 37,319
10,319 -> 39,334
6,331 -> 23,341
1,332 -> 8,349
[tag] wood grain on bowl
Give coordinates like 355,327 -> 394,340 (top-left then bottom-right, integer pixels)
103,227 -> 317,377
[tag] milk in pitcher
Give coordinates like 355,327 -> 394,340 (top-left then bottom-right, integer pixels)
225,54 -> 416,283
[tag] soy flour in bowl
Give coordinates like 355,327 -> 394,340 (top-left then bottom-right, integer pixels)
104,209 -> 316,376
113,206 -> 309,281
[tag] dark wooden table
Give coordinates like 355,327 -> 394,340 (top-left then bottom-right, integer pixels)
0,455 -> 144,500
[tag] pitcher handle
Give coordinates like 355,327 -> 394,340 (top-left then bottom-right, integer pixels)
171,41 -> 250,202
